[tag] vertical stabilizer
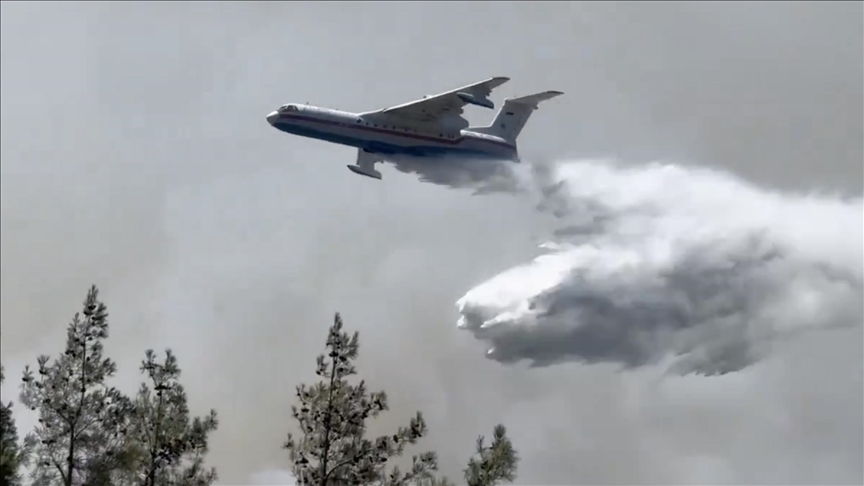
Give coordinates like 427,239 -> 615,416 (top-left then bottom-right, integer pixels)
470,90 -> 563,141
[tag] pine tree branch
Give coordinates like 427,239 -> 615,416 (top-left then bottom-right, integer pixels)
51,454 -> 68,486
322,454 -> 358,483
147,374 -> 166,486
320,322 -> 340,486
65,337 -> 88,486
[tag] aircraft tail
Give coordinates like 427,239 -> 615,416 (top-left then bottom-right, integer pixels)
471,90 -> 563,142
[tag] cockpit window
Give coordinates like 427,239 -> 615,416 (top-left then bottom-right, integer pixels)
279,104 -> 298,112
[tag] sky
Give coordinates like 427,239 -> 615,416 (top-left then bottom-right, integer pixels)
1,1 -> 862,485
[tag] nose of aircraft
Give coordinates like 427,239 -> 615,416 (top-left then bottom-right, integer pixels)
266,111 -> 279,125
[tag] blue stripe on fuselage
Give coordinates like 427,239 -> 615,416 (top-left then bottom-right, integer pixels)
271,119 -> 516,160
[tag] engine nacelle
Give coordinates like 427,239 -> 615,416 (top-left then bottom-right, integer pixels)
457,92 -> 495,110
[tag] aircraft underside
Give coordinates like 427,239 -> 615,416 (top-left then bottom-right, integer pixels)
271,120 -> 515,180
273,121 -> 503,156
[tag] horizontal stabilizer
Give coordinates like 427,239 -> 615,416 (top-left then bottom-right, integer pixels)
505,90 -> 564,109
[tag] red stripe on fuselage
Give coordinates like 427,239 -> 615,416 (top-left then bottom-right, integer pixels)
277,113 -> 516,151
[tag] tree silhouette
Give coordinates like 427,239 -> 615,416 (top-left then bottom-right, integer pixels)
464,425 -> 518,486
284,313 -> 440,486
128,349 -> 218,486
1,361 -> 28,486
19,286 -> 134,486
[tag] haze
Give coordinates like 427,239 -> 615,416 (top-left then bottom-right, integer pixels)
1,2 -> 861,484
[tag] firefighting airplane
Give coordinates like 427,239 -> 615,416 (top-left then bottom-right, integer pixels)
265,77 -> 563,180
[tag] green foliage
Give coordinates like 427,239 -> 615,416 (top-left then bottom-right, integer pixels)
464,425 -> 518,486
129,349 -> 218,486
284,313 -> 441,486
18,285 -> 135,486
1,362 -> 24,486
15,286 -> 220,486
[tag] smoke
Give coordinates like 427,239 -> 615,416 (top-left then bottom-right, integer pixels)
455,159 -> 863,376
386,156 -> 523,195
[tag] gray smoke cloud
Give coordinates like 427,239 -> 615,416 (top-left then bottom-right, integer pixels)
456,159 -> 863,375
386,156 -> 523,195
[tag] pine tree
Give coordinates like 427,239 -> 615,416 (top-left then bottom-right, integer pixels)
128,349 -> 218,486
19,285 -> 134,486
463,425 -> 518,486
1,362 -> 24,486
284,313 -> 440,486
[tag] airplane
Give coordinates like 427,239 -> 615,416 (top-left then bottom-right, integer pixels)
265,77 -> 563,180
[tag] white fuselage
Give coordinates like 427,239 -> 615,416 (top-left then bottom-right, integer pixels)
266,104 -> 518,162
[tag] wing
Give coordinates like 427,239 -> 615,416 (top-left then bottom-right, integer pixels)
361,77 -> 510,124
